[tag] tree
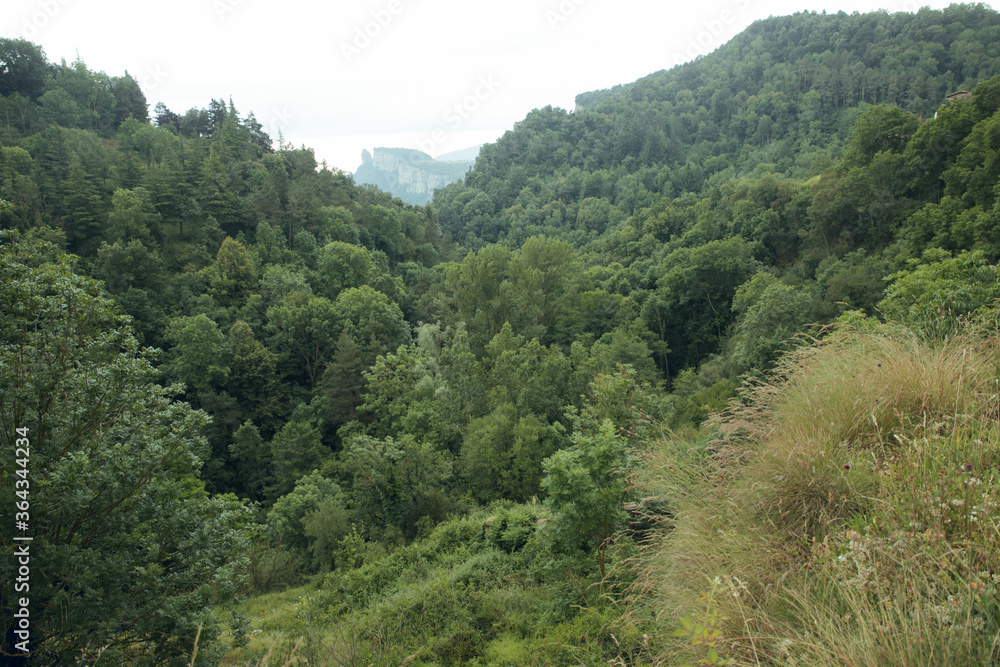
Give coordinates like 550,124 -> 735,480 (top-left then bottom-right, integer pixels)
153,101 -> 181,131
317,331 -> 367,435
644,236 -> 761,373
354,342 -> 453,448
0,38 -> 49,99
334,285 -> 411,365
729,272 -> 813,372
61,151 -> 104,252
513,235 -> 585,345
340,434 -> 453,538
266,292 -> 339,389
878,249 -> 1000,339
266,471 -> 345,555
211,236 -> 257,305
227,320 -> 282,429
541,420 -> 635,583
268,420 -> 329,500
318,205 -> 360,245
164,313 -> 232,394
0,233 -> 252,663
38,86 -> 80,128
484,323 -> 573,423
459,403 -> 517,503
110,74 -> 148,126
105,186 -> 161,247
199,147 -> 241,236
229,421 -> 272,500
460,404 -> 563,503
314,241 -> 377,299
840,105 -> 920,169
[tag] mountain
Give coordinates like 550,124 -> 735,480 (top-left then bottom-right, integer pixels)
436,4 -> 1000,248
353,146 -> 475,205
435,144 -> 484,162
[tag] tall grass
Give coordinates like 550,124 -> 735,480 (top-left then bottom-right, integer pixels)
640,325 -> 1000,665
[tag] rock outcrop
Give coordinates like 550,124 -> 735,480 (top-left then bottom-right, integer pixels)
354,147 -> 477,205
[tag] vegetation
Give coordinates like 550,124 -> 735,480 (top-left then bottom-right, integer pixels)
3,4 -> 1000,664
641,317 -> 1000,665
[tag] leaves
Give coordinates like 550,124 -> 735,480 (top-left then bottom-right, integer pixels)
0,233 -> 253,663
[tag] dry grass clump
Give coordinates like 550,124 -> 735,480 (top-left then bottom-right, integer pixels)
642,325 -> 1000,666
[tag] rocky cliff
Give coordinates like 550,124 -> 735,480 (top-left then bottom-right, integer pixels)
354,147 -> 476,205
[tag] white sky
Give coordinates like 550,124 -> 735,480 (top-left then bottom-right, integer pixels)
2,0 -> 990,172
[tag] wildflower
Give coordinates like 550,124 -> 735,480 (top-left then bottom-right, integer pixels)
844,464 -> 851,471
965,464 -> 974,472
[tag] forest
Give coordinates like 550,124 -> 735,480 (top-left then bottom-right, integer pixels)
3,3 -> 1000,664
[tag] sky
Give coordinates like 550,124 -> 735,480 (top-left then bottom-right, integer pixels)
2,0 -> 992,172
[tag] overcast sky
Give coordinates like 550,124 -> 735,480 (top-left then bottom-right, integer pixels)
2,0 -> 991,172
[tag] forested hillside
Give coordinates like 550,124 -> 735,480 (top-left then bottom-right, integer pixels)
3,4 -> 1000,664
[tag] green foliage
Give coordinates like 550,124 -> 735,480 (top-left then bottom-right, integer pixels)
316,330 -> 366,436
105,185 -> 161,246
227,320 -> 283,430
673,580 -> 732,666
0,233 -> 252,663
164,313 -> 231,393
229,420 -> 271,499
314,240 -> 377,299
10,13 -> 1000,660
211,236 -> 257,304
729,272 -> 813,372
579,364 -> 669,446
460,403 -> 565,504
0,38 -> 49,99
334,284 -> 411,365
267,471 -> 345,559
484,322 -> 574,423
542,420 -> 636,580
230,502 -> 653,666
645,237 -> 761,372
266,291 -> 338,388
840,105 -> 921,170
339,434 -> 454,539
878,249 -> 1000,338
268,420 -> 329,500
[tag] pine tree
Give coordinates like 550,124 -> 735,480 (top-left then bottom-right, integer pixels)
319,330 -> 366,431
61,150 -> 104,253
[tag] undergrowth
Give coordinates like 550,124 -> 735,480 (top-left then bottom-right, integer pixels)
221,502 -> 658,666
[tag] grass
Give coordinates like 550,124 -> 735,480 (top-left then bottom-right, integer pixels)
219,502 -> 656,666
635,323 -> 1000,665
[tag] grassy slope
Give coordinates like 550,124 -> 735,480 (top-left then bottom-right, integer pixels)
637,321 -> 1000,665
220,503 -> 652,667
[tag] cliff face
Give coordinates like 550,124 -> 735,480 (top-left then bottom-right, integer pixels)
354,147 -> 475,205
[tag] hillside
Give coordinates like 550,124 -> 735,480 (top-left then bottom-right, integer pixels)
3,4 -> 1000,664
440,4 -> 1000,248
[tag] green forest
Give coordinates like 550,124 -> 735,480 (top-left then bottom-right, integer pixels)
4,3 -> 1000,664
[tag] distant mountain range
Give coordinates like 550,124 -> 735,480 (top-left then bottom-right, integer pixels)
353,145 -> 482,205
